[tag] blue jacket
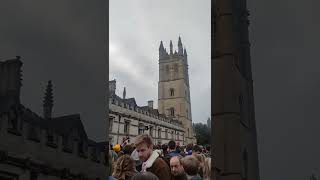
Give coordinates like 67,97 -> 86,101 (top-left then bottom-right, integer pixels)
109,176 -> 118,180
167,150 -> 180,157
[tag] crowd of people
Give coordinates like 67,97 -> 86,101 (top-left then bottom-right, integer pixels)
108,134 -> 212,180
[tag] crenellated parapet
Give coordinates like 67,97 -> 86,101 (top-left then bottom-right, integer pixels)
159,36 -> 188,62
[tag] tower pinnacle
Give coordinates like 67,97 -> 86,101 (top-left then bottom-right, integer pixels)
123,87 -> 126,99
159,41 -> 164,50
184,47 -> 187,56
43,80 -> 53,119
178,36 -> 183,55
170,40 -> 173,55
159,41 -> 166,60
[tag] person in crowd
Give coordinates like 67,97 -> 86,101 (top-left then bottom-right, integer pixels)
108,150 -> 118,180
131,147 -> 142,172
113,144 -> 122,154
163,140 -> 181,165
192,153 -> 206,178
167,141 -> 180,157
181,156 -> 202,180
176,146 -> 186,157
134,134 -> 171,180
161,144 -> 168,157
110,145 -> 119,161
112,154 -> 137,180
204,145 -> 211,157
130,172 -> 159,180
202,157 -> 211,180
192,145 -> 202,155
123,144 -> 135,155
170,156 -> 188,180
185,144 -> 193,156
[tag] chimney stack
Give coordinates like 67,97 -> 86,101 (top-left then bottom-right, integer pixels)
148,100 -> 153,109
109,79 -> 116,95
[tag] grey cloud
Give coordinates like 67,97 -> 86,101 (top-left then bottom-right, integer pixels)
1,0 -> 107,141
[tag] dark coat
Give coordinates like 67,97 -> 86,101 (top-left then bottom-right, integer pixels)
147,157 -> 172,180
172,173 -> 188,180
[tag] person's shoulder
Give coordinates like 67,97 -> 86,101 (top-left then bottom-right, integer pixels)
190,175 -> 202,180
154,157 -> 169,167
109,176 -> 118,180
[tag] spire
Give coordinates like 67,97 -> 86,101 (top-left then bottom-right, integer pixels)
123,87 -> 126,99
159,41 -> 164,50
43,80 -> 53,119
184,47 -> 187,56
159,41 -> 165,60
178,36 -> 183,55
170,40 -> 173,55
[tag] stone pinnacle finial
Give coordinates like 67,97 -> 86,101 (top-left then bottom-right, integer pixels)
178,36 -> 183,55
159,41 -> 164,50
43,80 -> 53,119
123,87 -> 126,99
170,40 -> 173,55
159,41 -> 165,60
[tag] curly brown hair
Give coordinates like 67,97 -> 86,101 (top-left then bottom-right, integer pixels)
112,154 -> 136,180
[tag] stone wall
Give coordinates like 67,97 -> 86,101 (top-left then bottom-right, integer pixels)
0,113 -> 107,180
109,100 -> 185,145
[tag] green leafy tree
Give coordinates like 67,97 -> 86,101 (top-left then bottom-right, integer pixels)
193,122 -> 211,145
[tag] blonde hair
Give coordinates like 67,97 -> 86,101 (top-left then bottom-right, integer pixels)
181,156 -> 200,176
203,157 -> 211,180
193,153 -> 205,165
134,134 -> 153,147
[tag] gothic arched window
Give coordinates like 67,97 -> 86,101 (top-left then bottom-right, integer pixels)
109,117 -> 114,132
171,131 -> 174,140
158,128 -> 161,138
46,130 -> 57,148
62,135 -> 73,153
170,108 -> 175,117
170,88 -> 175,96
149,126 -> 153,137
78,140 -> 87,156
28,126 -> 39,142
165,129 -> 168,139
166,65 -> 169,73
138,123 -> 144,135
174,64 -> 178,72
174,64 -> 179,78
186,109 -> 188,119
124,120 -> 130,134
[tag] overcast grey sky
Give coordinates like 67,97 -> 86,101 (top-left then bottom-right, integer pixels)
0,0 -> 108,142
109,0 -> 211,124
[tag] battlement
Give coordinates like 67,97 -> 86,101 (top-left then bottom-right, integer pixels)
159,36 -> 188,61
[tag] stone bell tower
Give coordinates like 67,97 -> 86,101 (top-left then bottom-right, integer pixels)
212,0 -> 260,179
158,36 -> 195,144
